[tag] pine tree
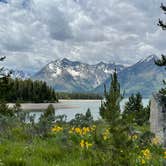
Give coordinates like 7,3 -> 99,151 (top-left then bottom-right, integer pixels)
100,69 -> 122,123
123,93 -> 146,126
99,70 -> 134,165
156,3 -> 166,62
155,3 -> 166,95
0,56 -> 11,101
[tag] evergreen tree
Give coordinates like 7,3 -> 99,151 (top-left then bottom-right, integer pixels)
100,69 -> 122,123
70,108 -> 93,127
37,104 -> 55,137
5,79 -> 58,103
0,56 -> 11,101
42,104 -> 55,121
0,102 -> 15,117
123,93 -> 148,126
155,3 -> 166,95
99,70 -> 133,165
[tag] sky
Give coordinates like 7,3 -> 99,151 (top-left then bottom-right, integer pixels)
0,0 -> 166,72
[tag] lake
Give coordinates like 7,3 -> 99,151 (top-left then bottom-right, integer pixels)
28,99 -> 150,122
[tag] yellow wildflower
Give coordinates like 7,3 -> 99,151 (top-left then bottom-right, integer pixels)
141,149 -> 151,160
141,159 -> 146,164
52,126 -> 63,132
80,140 -> 85,148
80,140 -> 93,149
75,127 -> 82,135
82,127 -> 90,135
102,129 -> 110,140
91,125 -> 96,131
85,141 -> 93,149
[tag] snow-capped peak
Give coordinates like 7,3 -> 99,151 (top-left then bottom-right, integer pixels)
138,55 -> 157,64
33,58 -> 125,91
3,69 -> 31,80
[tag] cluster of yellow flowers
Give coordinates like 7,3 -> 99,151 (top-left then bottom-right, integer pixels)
69,125 -> 96,136
141,149 -> 151,160
52,125 -> 63,133
152,137 -> 160,145
138,149 -> 151,164
80,140 -> 93,149
102,129 -> 110,141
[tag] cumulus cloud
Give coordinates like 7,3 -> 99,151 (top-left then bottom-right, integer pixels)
0,0 -> 166,72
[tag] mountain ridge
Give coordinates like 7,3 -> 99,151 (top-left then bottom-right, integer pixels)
9,55 -> 165,97
95,55 -> 165,97
32,58 -> 125,92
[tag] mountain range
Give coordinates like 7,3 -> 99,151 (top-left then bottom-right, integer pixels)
31,55 -> 165,97
8,55 -> 165,98
95,55 -> 165,97
3,69 -> 31,80
32,58 -> 124,92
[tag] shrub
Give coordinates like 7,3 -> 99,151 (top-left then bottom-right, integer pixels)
70,108 -> 94,127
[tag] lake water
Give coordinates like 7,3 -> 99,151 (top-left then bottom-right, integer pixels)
28,99 -> 149,122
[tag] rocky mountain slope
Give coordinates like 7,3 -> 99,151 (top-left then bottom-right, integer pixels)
95,55 -> 165,97
32,58 -> 124,92
32,55 -> 166,97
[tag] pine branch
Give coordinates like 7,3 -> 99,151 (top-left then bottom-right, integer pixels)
158,19 -> 166,30
161,3 -> 166,12
0,56 -> 6,61
155,54 -> 166,66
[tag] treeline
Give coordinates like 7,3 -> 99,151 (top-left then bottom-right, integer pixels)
3,79 -> 58,103
57,92 -> 103,100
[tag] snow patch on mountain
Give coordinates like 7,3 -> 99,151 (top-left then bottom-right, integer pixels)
67,68 -> 80,77
3,69 -> 31,80
33,58 -> 125,92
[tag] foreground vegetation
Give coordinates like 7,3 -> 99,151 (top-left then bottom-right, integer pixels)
0,70 -> 165,166
0,106 -> 165,166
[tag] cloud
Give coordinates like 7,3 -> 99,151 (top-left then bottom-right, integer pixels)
0,0 -> 166,72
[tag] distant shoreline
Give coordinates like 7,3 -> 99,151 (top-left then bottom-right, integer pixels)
8,99 -> 101,111
8,99 -> 149,111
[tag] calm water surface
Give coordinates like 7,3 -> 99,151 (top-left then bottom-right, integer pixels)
29,99 -> 149,122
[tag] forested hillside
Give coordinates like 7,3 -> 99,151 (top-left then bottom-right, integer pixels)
57,92 -> 102,100
2,79 -> 58,103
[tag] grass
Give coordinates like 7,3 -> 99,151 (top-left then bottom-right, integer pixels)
0,121 -> 165,166
0,136 -> 94,166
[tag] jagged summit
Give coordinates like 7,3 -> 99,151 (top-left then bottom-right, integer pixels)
33,58 -> 124,92
32,55 -> 165,96
3,69 -> 31,80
